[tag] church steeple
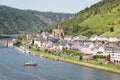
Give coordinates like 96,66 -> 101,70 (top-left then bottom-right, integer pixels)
52,24 -> 64,38
58,25 -> 60,29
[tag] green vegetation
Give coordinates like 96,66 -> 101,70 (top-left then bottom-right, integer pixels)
63,49 -> 84,60
106,54 -> 111,61
92,55 -> 106,59
83,59 -> 120,72
46,0 -> 120,37
13,36 -> 23,47
0,5 -> 73,34
92,54 -> 111,61
14,41 -> 21,47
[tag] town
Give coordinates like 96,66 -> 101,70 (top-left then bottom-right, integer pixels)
15,25 -> 120,65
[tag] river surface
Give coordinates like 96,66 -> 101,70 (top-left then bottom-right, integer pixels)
0,47 -> 120,80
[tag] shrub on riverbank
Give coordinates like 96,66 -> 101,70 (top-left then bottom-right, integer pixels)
92,55 -> 111,61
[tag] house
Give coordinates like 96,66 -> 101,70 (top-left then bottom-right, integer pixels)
80,45 -> 93,55
116,35 -> 120,41
46,41 -> 53,49
97,46 -> 105,55
89,35 -> 98,41
104,45 -> 120,64
41,32 -> 50,39
71,41 -> 81,50
111,53 -> 120,64
78,35 -> 87,40
34,37 -> 46,48
52,43 -> 60,51
72,35 -> 87,41
80,42 -> 105,55
91,42 -> 105,55
116,41 -> 120,47
58,40 -> 70,50
72,36 -> 79,41
64,35 -> 73,41
104,45 -> 115,54
26,34 -> 34,44
80,40 -> 93,46
58,44 -> 64,51
108,37 -> 118,42
89,35 -> 109,41
98,36 -> 109,41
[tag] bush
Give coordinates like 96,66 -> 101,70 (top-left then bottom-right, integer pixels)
92,55 -> 106,59
92,55 -> 97,59
106,54 -> 110,61
14,41 -> 21,47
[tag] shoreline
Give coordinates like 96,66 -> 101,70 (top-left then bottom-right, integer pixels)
59,58 -> 120,74
19,46 -> 120,74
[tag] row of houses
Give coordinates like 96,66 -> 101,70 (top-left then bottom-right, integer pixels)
26,30 -> 120,64
90,35 -> 120,42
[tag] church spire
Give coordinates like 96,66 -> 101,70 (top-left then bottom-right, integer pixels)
58,25 -> 60,29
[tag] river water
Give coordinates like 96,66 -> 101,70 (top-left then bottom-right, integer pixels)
0,47 -> 120,80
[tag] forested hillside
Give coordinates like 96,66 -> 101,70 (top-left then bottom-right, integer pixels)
46,0 -> 120,37
0,5 -> 73,34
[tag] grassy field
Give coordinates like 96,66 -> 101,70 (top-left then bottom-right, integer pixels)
79,13 -> 120,36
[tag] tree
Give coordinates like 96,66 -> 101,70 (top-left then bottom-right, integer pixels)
31,39 -> 34,46
110,27 -> 114,32
16,36 -> 22,41
106,54 -> 110,61
78,53 -> 84,60
92,55 -> 97,59
14,41 -> 21,47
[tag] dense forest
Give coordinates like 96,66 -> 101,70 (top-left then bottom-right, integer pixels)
46,0 -> 120,37
0,5 -> 73,34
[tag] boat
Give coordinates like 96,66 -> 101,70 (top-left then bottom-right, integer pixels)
24,61 -> 37,66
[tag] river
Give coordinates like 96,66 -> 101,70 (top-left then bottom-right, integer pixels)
0,47 -> 120,80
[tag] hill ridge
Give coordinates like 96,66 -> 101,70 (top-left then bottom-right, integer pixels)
0,5 -> 73,34
46,0 -> 120,37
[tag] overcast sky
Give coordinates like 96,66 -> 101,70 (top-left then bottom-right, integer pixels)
0,0 -> 101,13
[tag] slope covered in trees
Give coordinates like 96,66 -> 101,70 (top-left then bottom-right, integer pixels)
0,5 -> 73,34
46,0 -> 120,37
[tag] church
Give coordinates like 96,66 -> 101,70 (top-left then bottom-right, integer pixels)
52,25 -> 64,38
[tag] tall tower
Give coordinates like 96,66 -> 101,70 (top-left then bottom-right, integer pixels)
58,25 -> 60,29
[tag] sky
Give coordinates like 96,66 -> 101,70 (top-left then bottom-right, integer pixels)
0,0 -> 101,13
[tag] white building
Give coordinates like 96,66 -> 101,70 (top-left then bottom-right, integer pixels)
108,37 -> 118,42
89,35 -> 99,41
104,45 -> 120,64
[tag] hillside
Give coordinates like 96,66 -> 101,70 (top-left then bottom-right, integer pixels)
46,0 -> 120,37
0,5 -> 73,34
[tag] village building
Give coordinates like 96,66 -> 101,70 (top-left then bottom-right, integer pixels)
80,40 -> 93,46
115,35 -> 120,41
71,41 -> 81,50
34,37 -> 47,50
72,35 -> 87,41
64,35 -> 73,41
116,41 -> 120,47
89,35 -> 99,41
41,32 -> 50,39
104,45 -> 120,64
108,37 -> 118,42
52,25 -> 64,38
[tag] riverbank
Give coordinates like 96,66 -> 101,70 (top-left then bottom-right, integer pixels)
21,46 -> 120,74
